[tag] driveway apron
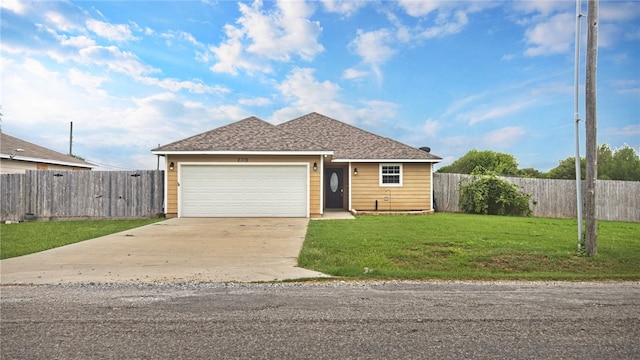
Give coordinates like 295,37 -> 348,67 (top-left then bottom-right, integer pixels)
0,218 -> 328,285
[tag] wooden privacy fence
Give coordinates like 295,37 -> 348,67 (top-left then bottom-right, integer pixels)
1,170 -> 164,222
433,173 -> 640,222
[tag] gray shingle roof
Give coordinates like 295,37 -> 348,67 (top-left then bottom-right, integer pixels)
153,112 -> 441,161
0,133 -> 93,167
278,112 -> 441,161
153,116 -> 329,152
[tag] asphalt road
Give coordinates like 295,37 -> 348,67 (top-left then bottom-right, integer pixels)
1,281 -> 638,359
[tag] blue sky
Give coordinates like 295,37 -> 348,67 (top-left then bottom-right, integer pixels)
1,0 -> 638,171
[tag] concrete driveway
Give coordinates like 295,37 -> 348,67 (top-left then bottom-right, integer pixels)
0,218 -> 328,285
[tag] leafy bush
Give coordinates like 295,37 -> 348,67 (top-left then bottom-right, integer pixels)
458,169 -> 533,216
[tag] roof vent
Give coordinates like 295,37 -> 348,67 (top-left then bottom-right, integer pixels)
419,146 -> 431,153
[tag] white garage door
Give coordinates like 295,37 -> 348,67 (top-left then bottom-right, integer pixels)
180,164 -> 308,217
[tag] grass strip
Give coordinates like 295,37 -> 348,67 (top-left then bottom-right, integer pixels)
299,213 -> 640,280
0,218 -> 164,259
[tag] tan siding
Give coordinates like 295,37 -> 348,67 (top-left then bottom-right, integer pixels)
165,154 -> 322,217
351,163 -> 432,211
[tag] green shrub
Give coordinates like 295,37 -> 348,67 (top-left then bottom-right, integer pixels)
458,168 -> 533,216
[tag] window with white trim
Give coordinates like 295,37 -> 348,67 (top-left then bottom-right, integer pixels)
380,164 -> 402,186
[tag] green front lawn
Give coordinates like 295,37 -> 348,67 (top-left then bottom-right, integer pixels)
298,213 -> 640,280
0,219 -> 164,259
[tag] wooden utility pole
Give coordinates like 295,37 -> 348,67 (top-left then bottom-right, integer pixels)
585,0 -> 598,256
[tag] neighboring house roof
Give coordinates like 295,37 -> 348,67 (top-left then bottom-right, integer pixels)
278,112 -> 441,162
153,112 -> 441,162
0,133 -> 94,168
154,116 -> 330,154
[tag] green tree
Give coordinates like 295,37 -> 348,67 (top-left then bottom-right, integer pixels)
597,144 -> 613,180
545,144 -> 639,181
458,169 -> 533,216
518,167 -> 544,178
546,157 -> 585,180
609,145 -> 640,181
437,149 -> 519,176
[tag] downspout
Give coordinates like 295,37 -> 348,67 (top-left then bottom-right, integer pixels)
164,156 -> 169,217
430,163 -> 434,211
320,155 -> 325,215
348,162 -> 352,212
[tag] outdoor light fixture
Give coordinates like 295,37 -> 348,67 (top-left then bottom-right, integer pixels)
313,162 -> 317,171
169,162 -> 175,170
354,168 -> 358,175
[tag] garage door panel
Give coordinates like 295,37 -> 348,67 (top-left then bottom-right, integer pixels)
181,165 -> 307,217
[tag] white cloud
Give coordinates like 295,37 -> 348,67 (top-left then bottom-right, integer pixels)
1,56 -> 243,169
1,0 -> 28,14
423,119 -> 441,137
524,12 -> 574,56
209,0 -> 324,75
513,0 -> 640,56
138,77 -> 229,95
68,68 -> 108,95
600,1 -> 640,22
466,100 -> 536,126
419,10 -> 469,39
349,28 -> 396,84
6,18 -> 217,97
610,79 -> 640,95
398,1 -> 497,39
353,100 -> 398,127
501,53 -> 516,62
438,79 -> 571,129
440,92 -> 487,119
161,30 -> 202,48
482,126 -> 527,148
511,1 -> 571,17
350,28 -> 396,65
209,25 -> 271,75
342,68 -> 368,80
275,0 -> 324,60
346,2 -> 497,83
2,57 -> 96,131
398,0 -> 444,17
77,45 -> 157,78
277,67 -> 341,105
45,11 -> 80,32
270,67 -> 397,127
320,0 -> 367,17
604,124 -> 640,136
59,35 -> 96,48
238,97 -> 271,106
86,19 -> 138,42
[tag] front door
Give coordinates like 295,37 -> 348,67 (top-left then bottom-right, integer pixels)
325,168 -> 343,209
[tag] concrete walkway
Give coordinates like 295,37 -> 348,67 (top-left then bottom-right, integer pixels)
313,210 -> 356,220
0,218 -> 329,285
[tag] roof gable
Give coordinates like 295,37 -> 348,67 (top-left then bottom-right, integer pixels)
277,112 -> 441,161
0,133 -> 93,167
153,116 -> 329,152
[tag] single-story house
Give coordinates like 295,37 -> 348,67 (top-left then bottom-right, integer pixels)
152,112 -> 441,218
0,133 -> 94,174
